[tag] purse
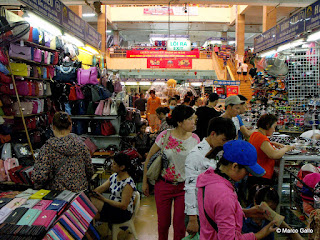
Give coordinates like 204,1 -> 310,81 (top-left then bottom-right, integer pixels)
82,137 -> 98,155
86,102 -> 96,115
75,85 -> 85,99
44,82 -> 52,96
0,71 -> 12,83
10,63 -> 28,76
101,121 -> 115,136
54,65 -> 77,83
90,85 -> 100,102
77,67 -> 99,85
102,99 -> 110,115
68,86 -> 77,101
0,48 -> 9,65
94,100 -> 104,116
12,102 -> 33,115
0,62 -> 10,75
33,48 -> 42,62
32,28 -> 40,44
147,130 -> 171,183
9,43 -> 32,60
110,100 -> 117,115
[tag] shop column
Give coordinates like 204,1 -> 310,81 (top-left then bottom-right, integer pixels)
221,32 -> 228,45
236,6 -> 245,58
68,5 -> 82,17
98,5 -> 107,53
263,6 -> 277,32
114,30 -> 120,46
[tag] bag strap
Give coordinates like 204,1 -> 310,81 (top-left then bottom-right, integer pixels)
160,130 -> 171,154
202,187 -> 219,232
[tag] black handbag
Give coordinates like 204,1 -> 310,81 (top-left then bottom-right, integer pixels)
53,65 -> 77,83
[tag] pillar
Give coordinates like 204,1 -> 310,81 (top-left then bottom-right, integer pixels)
263,6 -> 277,32
68,5 -> 82,17
113,30 -> 120,46
97,5 -> 107,53
236,6 -> 245,59
221,32 -> 228,45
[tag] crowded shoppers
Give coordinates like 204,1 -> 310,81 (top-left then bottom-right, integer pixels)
134,93 -> 147,115
248,114 -> 295,190
156,107 -> 171,132
147,90 -> 162,132
195,93 -> 221,140
185,117 -> 236,236
32,112 -> 94,192
90,153 -> 136,224
192,96 -> 203,111
196,140 -> 276,240
168,97 -> 178,114
132,122 -> 152,162
143,105 -> 200,240
236,94 -> 253,140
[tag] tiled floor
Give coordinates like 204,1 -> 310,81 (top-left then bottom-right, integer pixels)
96,195 -> 174,240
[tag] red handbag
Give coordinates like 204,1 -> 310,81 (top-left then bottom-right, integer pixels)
0,72 -> 12,83
0,48 -> 8,65
69,85 -> 77,101
53,52 -> 59,65
101,121 -> 115,136
8,165 -> 23,184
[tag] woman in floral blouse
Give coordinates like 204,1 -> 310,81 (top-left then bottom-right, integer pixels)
143,105 -> 200,240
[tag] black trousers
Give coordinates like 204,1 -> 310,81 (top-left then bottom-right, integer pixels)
100,202 -> 132,224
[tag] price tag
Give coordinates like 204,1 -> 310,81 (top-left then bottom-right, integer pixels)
20,40 -> 24,46
88,127 -> 92,133
9,84 -> 13,90
44,84 -> 47,90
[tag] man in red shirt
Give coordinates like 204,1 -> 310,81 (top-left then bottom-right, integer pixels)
147,90 -> 161,132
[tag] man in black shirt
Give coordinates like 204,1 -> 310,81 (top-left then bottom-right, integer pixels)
134,93 -> 147,115
194,93 -> 221,140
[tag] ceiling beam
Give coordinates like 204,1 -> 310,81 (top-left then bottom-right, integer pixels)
63,0 -> 313,7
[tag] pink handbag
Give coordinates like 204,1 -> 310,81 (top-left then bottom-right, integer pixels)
0,160 -> 7,182
47,66 -> 55,79
82,137 -> 98,155
4,158 -> 19,182
9,43 -> 32,60
33,48 -> 42,62
37,82 -> 44,96
76,85 -> 85,100
13,102 -> 33,115
95,100 -> 104,116
30,100 -> 38,114
102,99 -> 111,116
114,81 -> 122,93
15,80 -> 32,96
77,67 -> 99,85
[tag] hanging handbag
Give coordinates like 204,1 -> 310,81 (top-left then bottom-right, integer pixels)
9,43 -> 32,60
78,100 -> 86,115
82,137 -> 98,155
110,100 -> 117,115
10,63 -> 28,76
33,48 -> 41,62
0,95 -> 13,106
0,48 -> 9,65
114,81 -> 122,93
75,85 -> 85,100
53,65 -> 77,83
102,99 -> 111,116
91,85 -> 100,102
0,62 -> 10,75
1,143 -> 12,160
77,67 -> 99,85
147,130 -> 171,183
0,72 -> 12,83
12,102 -> 33,115
68,85 -> 77,101
95,100 -> 104,116
32,27 -> 40,44
97,85 -> 111,100
65,102 -> 72,115
52,52 -> 59,65
86,102 -> 96,115
101,121 -> 115,136
50,37 -> 56,50
119,121 -> 135,136
44,82 -> 52,96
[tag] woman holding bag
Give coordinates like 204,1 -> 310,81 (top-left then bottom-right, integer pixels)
143,105 -> 200,240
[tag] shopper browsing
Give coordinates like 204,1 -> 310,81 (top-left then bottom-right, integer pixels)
90,153 -> 136,224
168,97 -> 178,114
197,140 -> 276,240
248,114 -> 295,194
132,122 -> 152,162
156,107 -> 172,132
185,117 -> 236,237
32,112 -> 94,192
147,90 -> 162,132
237,94 -> 253,140
192,96 -> 204,111
143,105 -> 200,240
242,60 -> 249,80
195,93 -> 221,140
134,93 -> 147,116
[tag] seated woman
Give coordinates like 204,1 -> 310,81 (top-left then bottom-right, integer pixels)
248,114 -> 295,193
32,112 -> 94,192
90,153 -> 136,224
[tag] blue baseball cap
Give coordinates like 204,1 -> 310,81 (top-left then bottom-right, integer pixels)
223,140 -> 265,177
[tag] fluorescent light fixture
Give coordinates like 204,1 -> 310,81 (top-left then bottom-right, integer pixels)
153,82 -> 166,86
259,50 -> 277,58
191,82 -> 202,86
307,31 -> 320,42
139,81 -> 151,85
120,82 -> 125,85
83,45 -> 100,55
82,13 -> 96,17
106,30 -> 112,33
23,11 -> 62,36
63,33 -> 84,47
125,82 -> 138,85
277,39 -> 304,52
228,41 -> 236,45
209,40 -> 222,45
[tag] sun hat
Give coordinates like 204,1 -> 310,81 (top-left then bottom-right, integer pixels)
223,140 -> 265,177
225,95 -> 245,106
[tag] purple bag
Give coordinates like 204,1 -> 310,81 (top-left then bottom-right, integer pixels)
33,48 -> 41,62
75,85 -> 85,100
77,67 -> 99,85
15,81 -> 31,96
30,100 -> 39,114
9,43 -> 32,60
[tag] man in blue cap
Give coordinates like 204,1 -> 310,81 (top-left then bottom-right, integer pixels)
197,140 -> 277,240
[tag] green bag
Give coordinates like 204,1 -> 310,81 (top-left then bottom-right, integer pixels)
182,233 -> 200,240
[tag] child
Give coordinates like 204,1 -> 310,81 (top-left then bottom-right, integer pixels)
243,185 -> 304,240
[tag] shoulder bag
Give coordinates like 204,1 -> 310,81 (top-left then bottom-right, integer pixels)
77,67 -> 99,85
146,130 -> 171,183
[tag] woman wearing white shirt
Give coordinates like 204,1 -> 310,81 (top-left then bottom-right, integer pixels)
242,61 -> 249,81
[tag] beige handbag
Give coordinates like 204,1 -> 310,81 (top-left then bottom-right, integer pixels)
147,130 -> 171,184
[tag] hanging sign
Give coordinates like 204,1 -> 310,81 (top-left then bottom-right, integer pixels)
147,58 -> 192,69
127,50 -> 199,58
254,27 -> 277,53
305,1 -> 320,32
62,6 -> 85,40
143,6 -> 198,16
226,86 -> 239,97
213,80 -> 240,86
167,40 -> 191,51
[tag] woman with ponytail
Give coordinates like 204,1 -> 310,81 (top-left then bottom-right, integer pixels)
90,152 -> 137,224
32,112 -> 94,192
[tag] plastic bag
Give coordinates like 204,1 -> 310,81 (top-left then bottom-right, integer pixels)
182,233 -> 200,240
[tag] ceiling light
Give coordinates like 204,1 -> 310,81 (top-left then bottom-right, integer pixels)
259,50 -> 277,58
63,33 -> 84,47
307,30 -> 320,42
153,82 -> 166,85
139,81 -> 151,85
83,44 -> 100,55
277,39 -> 304,52
125,82 -> 138,85
191,82 -> 202,86
106,30 -> 112,33
82,13 -> 96,17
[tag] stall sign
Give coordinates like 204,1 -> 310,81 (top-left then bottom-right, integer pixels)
127,50 -> 199,58
305,1 -> 320,32
147,58 -> 192,69
226,86 -> 239,97
216,87 -> 225,95
213,80 -> 240,86
254,27 -> 277,53
167,40 -> 191,51
143,6 -> 198,16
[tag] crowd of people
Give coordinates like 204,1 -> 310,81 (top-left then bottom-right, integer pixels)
30,91 -> 304,240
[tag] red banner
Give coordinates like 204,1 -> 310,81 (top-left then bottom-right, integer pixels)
226,86 -> 239,97
147,58 -> 192,69
127,50 -> 199,58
